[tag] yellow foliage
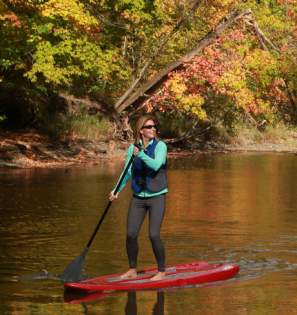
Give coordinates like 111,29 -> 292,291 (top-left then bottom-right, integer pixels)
233,87 -> 255,110
178,94 -> 207,119
41,0 -> 99,29
245,49 -> 277,70
155,0 -> 191,19
244,49 -> 280,91
218,62 -> 246,92
197,0 -> 236,29
166,75 -> 207,119
256,99 -> 270,112
167,75 -> 187,98
217,61 -> 256,110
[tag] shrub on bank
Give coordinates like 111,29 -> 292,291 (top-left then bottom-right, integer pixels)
230,122 -> 297,146
41,113 -> 113,141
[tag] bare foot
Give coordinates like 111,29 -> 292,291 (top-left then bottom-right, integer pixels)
150,272 -> 166,281
120,269 -> 137,279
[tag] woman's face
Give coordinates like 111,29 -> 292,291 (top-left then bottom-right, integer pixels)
140,119 -> 157,140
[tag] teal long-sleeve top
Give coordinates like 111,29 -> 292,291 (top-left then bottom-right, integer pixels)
114,139 -> 168,198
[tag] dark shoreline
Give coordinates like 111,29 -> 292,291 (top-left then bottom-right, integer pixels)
0,130 -> 296,169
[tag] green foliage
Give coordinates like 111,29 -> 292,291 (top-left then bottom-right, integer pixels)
147,0 -> 297,136
0,0 -> 296,138
41,0 -> 99,28
154,111 -> 199,139
25,39 -> 129,88
67,114 -> 112,140
0,114 -> 7,122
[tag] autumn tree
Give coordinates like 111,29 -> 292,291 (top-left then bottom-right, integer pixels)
0,0 -> 296,140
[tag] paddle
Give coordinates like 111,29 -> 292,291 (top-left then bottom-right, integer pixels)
61,148 -> 136,282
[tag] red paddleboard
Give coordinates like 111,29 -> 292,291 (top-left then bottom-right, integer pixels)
64,262 -> 240,292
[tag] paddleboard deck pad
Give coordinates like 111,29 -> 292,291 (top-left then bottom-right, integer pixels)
64,262 -> 240,292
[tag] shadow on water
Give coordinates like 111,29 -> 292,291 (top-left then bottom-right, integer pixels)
64,290 -> 164,315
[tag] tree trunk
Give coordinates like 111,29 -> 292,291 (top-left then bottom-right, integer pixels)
114,0 -> 204,110
115,9 -> 252,114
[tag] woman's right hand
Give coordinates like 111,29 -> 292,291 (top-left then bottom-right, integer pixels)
109,191 -> 119,201
133,145 -> 140,156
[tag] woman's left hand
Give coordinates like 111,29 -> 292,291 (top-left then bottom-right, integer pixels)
109,191 -> 119,201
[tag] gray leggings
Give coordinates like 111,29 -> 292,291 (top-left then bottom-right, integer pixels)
126,194 -> 166,272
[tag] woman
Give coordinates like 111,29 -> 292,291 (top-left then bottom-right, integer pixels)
109,115 -> 168,281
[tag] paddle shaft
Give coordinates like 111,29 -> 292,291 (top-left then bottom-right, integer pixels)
62,147 -> 138,282
86,153 -> 135,249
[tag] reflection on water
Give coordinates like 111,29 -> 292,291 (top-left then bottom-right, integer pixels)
125,291 -> 164,315
124,291 -> 164,315
0,153 -> 297,314
64,291 -> 164,315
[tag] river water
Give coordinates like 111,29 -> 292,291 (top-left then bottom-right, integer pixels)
0,153 -> 297,314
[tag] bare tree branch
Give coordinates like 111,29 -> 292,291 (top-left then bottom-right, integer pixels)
165,121 -> 199,144
244,16 -> 280,52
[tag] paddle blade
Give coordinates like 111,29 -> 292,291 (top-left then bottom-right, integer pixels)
61,247 -> 88,282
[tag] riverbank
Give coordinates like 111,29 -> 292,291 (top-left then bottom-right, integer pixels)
0,130 -> 126,169
0,129 -> 296,169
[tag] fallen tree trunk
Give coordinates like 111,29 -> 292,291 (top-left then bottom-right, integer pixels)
114,0 -> 204,110
115,9 -> 252,114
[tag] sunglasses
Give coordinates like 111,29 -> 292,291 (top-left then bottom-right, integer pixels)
142,124 -> 158,130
